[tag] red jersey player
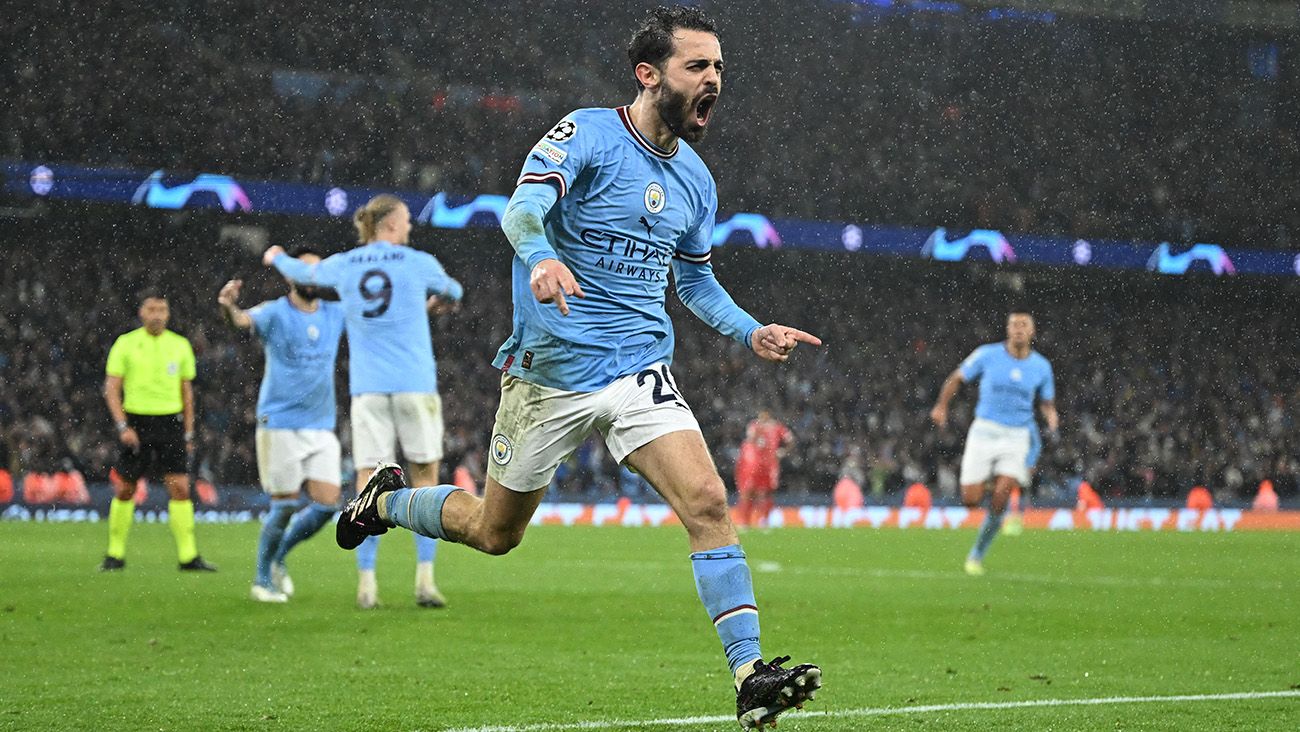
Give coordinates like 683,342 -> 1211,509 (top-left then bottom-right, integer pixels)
734,409 -> 793,527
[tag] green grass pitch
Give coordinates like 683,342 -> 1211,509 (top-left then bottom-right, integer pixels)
1,522 -> 1297,730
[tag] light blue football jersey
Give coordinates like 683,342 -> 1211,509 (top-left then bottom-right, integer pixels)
248,297 -> 345,430
493,106 -> 758,391
273,242 -> 463,395
1026,425 -> 1042,468
959,343 -> 1055,428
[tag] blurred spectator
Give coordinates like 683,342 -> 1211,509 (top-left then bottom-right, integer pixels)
903,482 -> 932,511
3,205 -> 1300,505
1252,480 -> 1279,512
2,3 -> 1297,249
1076,481 -> 1104,511
1186,485 -> 1214,510
833,474 -> 864,512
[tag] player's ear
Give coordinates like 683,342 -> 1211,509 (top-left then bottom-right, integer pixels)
634,61 -> 662,91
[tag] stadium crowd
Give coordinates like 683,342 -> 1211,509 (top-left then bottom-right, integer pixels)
2,214 -> 1298,507
3,2 -> 1298,249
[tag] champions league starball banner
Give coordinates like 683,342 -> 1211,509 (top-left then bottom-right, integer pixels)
7,159 -> 1300,277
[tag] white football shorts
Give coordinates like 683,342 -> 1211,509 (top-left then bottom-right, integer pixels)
487,364 -> 701,493
959,417 -> 1031,486
256,428 -> 342,495
350,392 -> 444,468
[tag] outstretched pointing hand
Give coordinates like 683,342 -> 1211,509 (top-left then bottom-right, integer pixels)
530,258 -> 586,316
751,324 -> 822,363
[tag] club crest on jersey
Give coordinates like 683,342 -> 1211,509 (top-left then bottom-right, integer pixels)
167,362 -> 179,376
644,182 -> 665,214
307,325 -> 320,341
1010,367 -> 1023,382
491,434 -> 514,466
545,120 -> 577,143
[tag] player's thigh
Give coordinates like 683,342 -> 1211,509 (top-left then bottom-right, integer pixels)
991,431 -> 1031,487
486,375 -> 597,494
392,392 -> 444,465
256,428 -> 308,497
153,415 -> 188,478
624,430 -> 726,520
350,393 -> 397,469
750,466 -> 777,493
958,428 -> 999,487
115,440 -> 146,485
604,365 -> 721,511
602,363 -> 704,475
300,430 -> 343,504
735,474 -> 756,500
121,415 -> 166,483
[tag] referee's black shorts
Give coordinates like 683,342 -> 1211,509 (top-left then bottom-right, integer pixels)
116,413 -> 187,481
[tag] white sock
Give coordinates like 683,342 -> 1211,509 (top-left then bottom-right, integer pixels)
415,561 -> 434,591
358,569 -> 377,594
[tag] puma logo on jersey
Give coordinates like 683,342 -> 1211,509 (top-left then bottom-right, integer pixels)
639,216 -> 657,236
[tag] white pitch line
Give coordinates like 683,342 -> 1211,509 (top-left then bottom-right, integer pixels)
441,689 -> 1300,732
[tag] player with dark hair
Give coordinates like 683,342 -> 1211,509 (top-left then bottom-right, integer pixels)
262,194 -> 463,609
219,247 -> 346,603
335,7 -> 821,728
930,311 -> 1059,575
101,289 -> 215,572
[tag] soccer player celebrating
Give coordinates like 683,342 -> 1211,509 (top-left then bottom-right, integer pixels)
263,194 -> 463,609
734,409 -> 793,528
101,289 -> 215,572
930,311 -> 1059,575
218,248 -> 346,603
335,7 -> 822,728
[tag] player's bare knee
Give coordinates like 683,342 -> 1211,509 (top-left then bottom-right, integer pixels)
477,529 -> 524,556
680,475 -> 730,528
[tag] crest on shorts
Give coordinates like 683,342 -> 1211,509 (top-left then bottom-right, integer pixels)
545,120 -> 577,143
491,434 -> 514,466
644,182 -> 665,214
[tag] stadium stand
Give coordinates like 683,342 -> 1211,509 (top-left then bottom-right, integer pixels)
1,213 -> 1298,507
2,2 -> 1297,508
2,2 -> 1297,248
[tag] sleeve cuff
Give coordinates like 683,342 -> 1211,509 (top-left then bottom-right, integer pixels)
525,249 -> 559,271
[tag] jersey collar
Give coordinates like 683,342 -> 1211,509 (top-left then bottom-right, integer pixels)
617,106 -> 678,159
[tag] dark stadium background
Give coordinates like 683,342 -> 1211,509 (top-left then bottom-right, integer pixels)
2,0 -> 1298,510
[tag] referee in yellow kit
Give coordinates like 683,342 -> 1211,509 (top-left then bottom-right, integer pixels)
100,289 -> 216,572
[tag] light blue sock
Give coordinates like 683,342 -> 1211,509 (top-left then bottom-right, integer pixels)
383,486 -> 463,540
969,510 -> 1005,561
691,544 -> 762,675
273,501 -> 337,565
256,498 -> 297,587
415,534 -> 438,563
356,534 -> 380,571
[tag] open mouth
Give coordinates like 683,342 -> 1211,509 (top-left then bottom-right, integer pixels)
694,94 -> 717,126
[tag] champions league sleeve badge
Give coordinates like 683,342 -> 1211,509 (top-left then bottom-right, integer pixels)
545,120 -> 577,143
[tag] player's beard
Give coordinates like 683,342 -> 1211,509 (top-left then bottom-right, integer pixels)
655,83 -> 713,144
